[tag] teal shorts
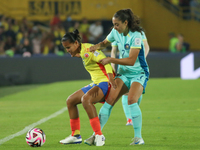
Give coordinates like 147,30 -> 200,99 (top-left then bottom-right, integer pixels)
115,73 -> 148,94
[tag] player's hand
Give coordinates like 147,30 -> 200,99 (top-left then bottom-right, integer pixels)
89,45 -> 97,52
99,57 -> 111,65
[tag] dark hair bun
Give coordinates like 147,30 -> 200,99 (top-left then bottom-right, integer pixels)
73,29 -> 79,35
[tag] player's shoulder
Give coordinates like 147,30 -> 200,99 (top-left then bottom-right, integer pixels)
82,43 -> 93,49
128,31 -> 142,39
80,43 -> 91,57
81,43 -> 93,52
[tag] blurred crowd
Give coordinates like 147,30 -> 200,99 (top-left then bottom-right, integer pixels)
168,32 -> 190,53
167,0 -> 200,6
166,0 -> 200,20
0,14 -> 105,57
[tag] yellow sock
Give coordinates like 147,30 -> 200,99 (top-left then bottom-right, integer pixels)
73,130 -> 80,135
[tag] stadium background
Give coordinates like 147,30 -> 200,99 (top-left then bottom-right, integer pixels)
0,0 -> 200,86
1,1 -> 200,149
1,0 -> 200,50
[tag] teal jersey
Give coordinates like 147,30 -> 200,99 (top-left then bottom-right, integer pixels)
107,29 -> 149,78
112,31 -> 147,56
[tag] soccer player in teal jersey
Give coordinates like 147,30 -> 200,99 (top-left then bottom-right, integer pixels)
86,9 -> 149,146
111,31 -> 149,126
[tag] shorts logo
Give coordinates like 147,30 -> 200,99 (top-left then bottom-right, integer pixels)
124,44 -> 130,50
84,53 -> 89,58
137,75 -> 144,81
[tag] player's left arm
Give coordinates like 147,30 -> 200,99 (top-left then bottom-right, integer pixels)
143,39 -> 150,57
92,51 -> 117,89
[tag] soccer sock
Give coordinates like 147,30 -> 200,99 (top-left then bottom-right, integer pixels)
70,118 -> 80,136
98,102 -> 113,130
122,95 -> 143,120
90,117 -> 102,135
122,95 -> 131,119
129,103 -> 142,138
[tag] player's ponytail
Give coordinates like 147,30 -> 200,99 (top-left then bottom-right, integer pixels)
114,8 -> 143,33
62,29 -> 82,43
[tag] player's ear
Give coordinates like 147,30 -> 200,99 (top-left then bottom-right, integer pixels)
124,20 -> 128,26
74,40 -> 78,45
74,40 -> 79,48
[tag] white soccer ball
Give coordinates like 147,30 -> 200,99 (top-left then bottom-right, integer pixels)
26,128 -> 46,147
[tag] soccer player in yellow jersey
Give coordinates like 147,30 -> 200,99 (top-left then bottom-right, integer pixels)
59,29 -> 116,146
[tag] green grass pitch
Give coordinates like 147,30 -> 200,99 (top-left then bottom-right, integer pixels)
0,78 -> 200,150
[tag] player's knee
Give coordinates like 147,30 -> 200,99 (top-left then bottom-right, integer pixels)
81,94 -> 90,109
66,95 -> 74,107
128,96 -> 138,105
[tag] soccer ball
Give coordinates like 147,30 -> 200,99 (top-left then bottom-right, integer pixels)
26,128 -> 46,147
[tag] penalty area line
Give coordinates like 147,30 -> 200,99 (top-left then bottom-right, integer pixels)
0,107 -> 67,145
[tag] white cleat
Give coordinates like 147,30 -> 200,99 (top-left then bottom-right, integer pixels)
84,135 -> 95,146
130,137 -> 144,145
60,135 -> 82,144
126,118 -> 133,126
94,134 -> 105,146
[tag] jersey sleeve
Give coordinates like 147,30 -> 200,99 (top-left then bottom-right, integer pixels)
142,31 -> 147,41
130,32 -> 142,49
92,50 -> 113,74
106,28 -> 115,43
112,41 -> 117,47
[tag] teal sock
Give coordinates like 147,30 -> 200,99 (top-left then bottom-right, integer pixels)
98,102 -> 113,130
122,95 -> 143,120
129,103 -> 142,138
122,95 -> 131,119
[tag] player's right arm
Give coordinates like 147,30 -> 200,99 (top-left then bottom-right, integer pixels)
90,28 -> 115,52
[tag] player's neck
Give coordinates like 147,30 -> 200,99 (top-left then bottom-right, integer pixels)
123,28 -> 129,36
78,43 -> 81,53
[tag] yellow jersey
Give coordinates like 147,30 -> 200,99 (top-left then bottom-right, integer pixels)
80,43 -> 114,84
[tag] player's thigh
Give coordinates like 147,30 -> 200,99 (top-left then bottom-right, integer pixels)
128,82 -> 143,104
67,89 -> 84,106
82,86 -> 105,103
107,78 -> 128,106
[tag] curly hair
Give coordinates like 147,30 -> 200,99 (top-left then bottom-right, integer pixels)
113,9 -> 143,34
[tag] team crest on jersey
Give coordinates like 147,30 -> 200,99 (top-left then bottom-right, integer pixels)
84,53 -> 89,58
135,38 -> 141,45
124,44 -> 130,50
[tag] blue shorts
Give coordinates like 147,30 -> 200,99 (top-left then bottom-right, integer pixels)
115,73 -> 148,94
81,82 -> 110,99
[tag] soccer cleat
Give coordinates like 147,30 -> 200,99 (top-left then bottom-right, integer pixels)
130,137 -> 144,145
94,134 -> 105,146
126,118 -> 133,126
59,135 -> 82,144
84,135 -> 95,146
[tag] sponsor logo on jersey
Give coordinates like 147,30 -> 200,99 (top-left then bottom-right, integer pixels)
84,53 -> 89,58
94,51 -> 100,57
124,44 -> 130,50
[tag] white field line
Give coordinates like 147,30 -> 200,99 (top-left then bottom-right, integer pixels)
0,107 -> 67,145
